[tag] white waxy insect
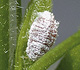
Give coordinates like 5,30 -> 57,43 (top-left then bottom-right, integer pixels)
26,11 -> 59,61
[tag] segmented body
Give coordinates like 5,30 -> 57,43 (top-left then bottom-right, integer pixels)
26,11 -> 59,61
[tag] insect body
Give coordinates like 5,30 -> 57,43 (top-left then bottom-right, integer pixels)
26,11 -> 59,61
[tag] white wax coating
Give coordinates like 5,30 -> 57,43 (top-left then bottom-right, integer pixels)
26,11 -> 59,61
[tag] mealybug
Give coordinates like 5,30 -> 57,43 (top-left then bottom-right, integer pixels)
26,11 -> 59,61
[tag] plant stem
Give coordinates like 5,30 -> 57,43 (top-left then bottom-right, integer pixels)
8,0 -> 22,70
16,0 -> 22,36
14,0 -> 52,70
28,31 -> 80,70
0,0 -> 9,70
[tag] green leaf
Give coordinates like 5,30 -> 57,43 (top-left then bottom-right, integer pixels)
0,0 -> 9,70
14,0 -> 52,70
28,31 -> 80,70
56,44 -> 80,70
